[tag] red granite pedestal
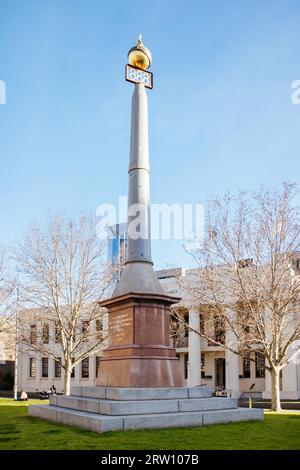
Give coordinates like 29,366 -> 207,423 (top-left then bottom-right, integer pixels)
96,292 -> 182,388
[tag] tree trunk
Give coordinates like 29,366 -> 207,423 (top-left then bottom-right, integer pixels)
64,366 -> 72,396
270,367 -> 281,412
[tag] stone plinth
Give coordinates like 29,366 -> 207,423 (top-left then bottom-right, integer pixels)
28,386 -> 264,433
96,292 -> 182,388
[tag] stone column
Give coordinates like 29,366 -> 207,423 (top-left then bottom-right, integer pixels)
97,55 -> 182,388
48,357 -> 55,386
127,83 -> 151,264
282,342 -> 300,399
36,355 -> 42,392
187,311 -> 201,387
73,362 -> 81,387
112,82 -> 163,298
225,349 -> 240,398
89,356 -> 96,385
262,360 -> 272,399
282,362 -> 299,399
225,310 -> 240,398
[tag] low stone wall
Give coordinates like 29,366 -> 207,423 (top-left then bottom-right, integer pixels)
238,399 -> 300,410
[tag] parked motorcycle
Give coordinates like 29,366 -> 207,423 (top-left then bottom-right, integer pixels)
39,390 -> 50,400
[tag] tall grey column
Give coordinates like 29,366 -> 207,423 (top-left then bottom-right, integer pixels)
113,83 -> 163,296
127,83 -> 151,263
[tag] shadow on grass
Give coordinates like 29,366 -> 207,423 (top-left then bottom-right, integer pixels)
0,438 -> 19,444
0,425 -> 20,434
43,429 -> 64,434
1,400 -> 300,450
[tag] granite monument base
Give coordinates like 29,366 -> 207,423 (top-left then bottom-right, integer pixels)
29,386 -> 264,433
96,292 -> 182,388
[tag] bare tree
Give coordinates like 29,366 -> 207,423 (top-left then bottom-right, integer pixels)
14,213 -> 117,395
0,247 -> 15,337
174,183 -> 300,411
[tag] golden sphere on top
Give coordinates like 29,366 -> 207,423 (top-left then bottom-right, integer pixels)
128,34 -> 152,70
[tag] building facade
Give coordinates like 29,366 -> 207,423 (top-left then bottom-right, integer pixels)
0,330 -> 15,391
17,313 -> 108,394
17,267 -> 300,399
0,330 -> 14,363
158,267 -> 300,400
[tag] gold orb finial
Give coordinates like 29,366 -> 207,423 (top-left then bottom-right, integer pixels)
128,34 -> 152,70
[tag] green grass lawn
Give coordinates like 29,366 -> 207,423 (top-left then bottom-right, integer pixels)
0,398 -> 299,450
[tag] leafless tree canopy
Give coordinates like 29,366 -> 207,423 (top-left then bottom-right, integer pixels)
0,247 -> 15,334
175,183 -> 300,411
14,212 -> 118,394
0,247 -> 16,360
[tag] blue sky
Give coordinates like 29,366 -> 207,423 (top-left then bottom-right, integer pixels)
0,0 -> 299,269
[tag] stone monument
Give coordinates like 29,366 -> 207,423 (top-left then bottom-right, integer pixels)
29,38 -> 263,431
96,35 -> 182,388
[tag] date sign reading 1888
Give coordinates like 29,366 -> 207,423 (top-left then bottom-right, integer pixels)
125,64 -> 153,89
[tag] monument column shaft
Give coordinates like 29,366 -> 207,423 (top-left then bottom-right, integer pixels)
97,39 -> 182,387
127,83 -> 151,264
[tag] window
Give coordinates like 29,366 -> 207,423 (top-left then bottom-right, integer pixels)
68,322 -> 76,343
236,300 -> 256,336
255,352 -> 265,378
95,356 -> 101,378
71,358 -> 75,378
30,324 -> 37,345
82,321 -> 89,341
29,358 -> 36,378
184,313 -> 189,338
81,357 -> 89,378
55,322 -> 62,343
96,320 -> 103,340
42,323 -> 49,344
184,353 -> 188,379
201,353 -> 205,378
238,258 -> 254,268
42,357 -> 48,378
55,357 -> 61,378
199,314 -> 204,335
293,258 -> 300,272
243,355 -> 251,378
243,324 -> 250,334
214,316 -> 225,345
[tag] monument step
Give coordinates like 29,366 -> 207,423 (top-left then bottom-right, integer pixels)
28,405 -> 123,433
70,386 -> 213,401
28,405 -> 263,433
51,395 -> 237,415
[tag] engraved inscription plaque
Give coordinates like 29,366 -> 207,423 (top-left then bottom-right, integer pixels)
109,311 -> 133,345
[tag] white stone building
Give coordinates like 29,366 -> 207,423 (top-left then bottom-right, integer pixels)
0,331 -> 14,363
17,311 -> 109,395
158,267 -> 300,400
16,267 -> 300,399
